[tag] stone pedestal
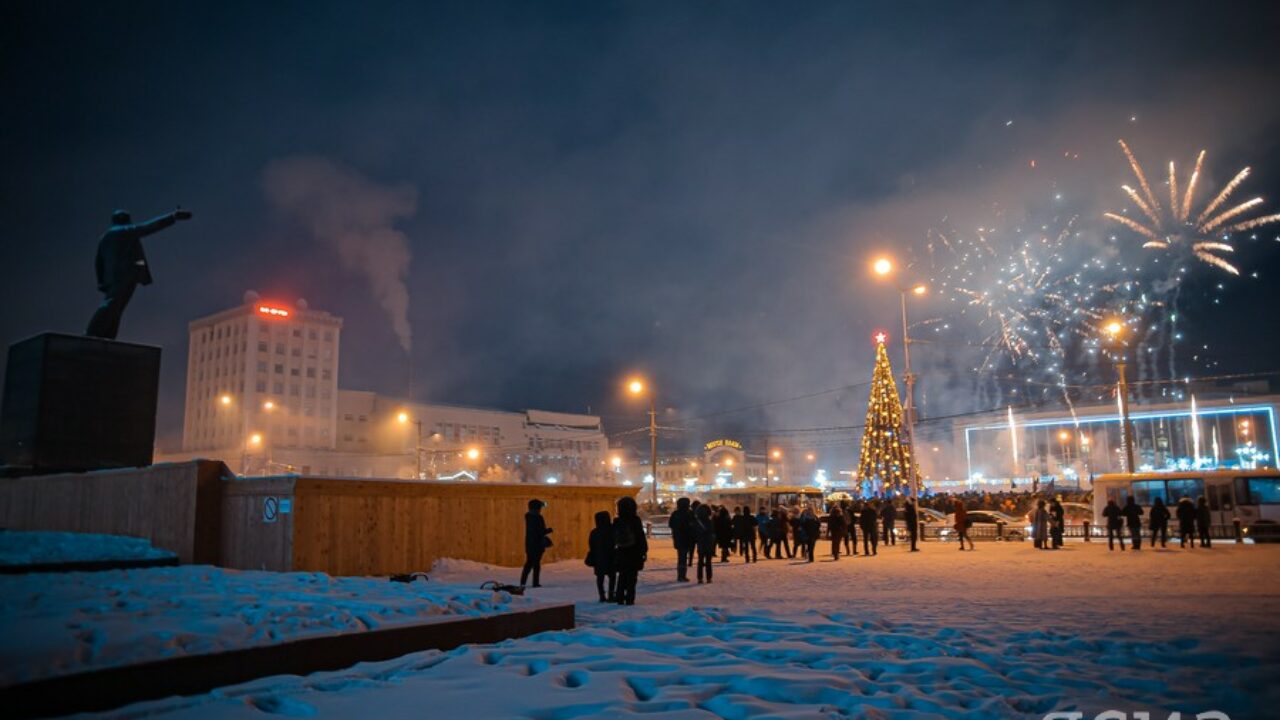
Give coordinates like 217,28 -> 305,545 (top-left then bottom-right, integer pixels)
1,333 -> 161,474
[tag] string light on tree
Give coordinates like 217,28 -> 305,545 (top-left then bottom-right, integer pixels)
856,331 -> 919,497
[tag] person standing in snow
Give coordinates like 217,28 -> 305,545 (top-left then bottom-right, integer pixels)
521,499 -> 553,587
587,510 -> 617,602
668,497 -> 695,582
1122,495 -> 1144,550
756,507 -> 774,559
880,499 -> 897,546
694,503 -> 717,584
613,495 -> 648,605
841,501 -> 856,556
860,500 -> 880,556
827,502 -> 846,560
1196,496 -> 1212,548
1102,498 -> 1125,551
1149,497 -> 1170,548
904,498 -> 920,552
801,506 -> 821,562
774,508 -> 794,559
1176,497 -> 1197,548
1049,498 -> 1065,549
1032,499 -> 1050,549
685,500 -> 701,570
714,506 -> 734,562
953,499 -> 974,551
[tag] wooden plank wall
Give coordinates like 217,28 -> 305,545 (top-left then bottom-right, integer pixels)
0,460 -> 228,564
289,479 -> 641,575
219,476 -> 296,571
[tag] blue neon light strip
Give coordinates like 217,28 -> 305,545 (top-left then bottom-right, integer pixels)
962,404 -> 1279,480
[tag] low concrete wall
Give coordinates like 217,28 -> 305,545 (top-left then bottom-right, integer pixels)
0,460 -> 227,564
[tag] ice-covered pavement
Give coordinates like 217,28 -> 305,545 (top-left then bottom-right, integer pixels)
96,541 -> 1280,719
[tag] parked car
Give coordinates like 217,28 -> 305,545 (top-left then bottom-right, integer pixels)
940,510 -> 1026,541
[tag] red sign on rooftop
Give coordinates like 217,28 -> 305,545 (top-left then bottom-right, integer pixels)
257,305 -> 291,318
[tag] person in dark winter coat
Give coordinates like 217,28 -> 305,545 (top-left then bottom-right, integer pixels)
1176,497 -> 1197,548
774,509 -> 794,559
841,501 -> 856,555
736,507 -> 759,562
880,500 -> 897,546
1122,496 -> 1144,550
827,504 -> 846,560
1196,496 -> 1212,548
1032,499 -> 1050,549
613,496 -> 648,605
685,501 -> 701,568
1049,499 -> 1065,549
903,498 -> 920,551
693,504 -> 717,583
668,498 -> 695,582
800,507 -> 821,562
714,506 -> 734,562
755,508 -> 774,558
953,500 -> 974,550
521,499 -> 553,586
587,510 -> 617,602
1102,498 -> 1125,551
860,501 -> 879,555
1149,497 -> 1171,548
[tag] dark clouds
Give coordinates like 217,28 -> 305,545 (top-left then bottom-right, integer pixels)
3,1 -> 1279,459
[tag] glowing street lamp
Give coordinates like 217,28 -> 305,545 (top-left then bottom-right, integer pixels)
869,253 -> 924,499
1102,318 -> 1136,473
466,446 -> 481,461
219,394 -> 232,406
625,377 -> 659,506
262,400 -> 275,412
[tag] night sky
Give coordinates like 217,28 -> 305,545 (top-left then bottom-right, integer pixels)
4,1 -> 1280,459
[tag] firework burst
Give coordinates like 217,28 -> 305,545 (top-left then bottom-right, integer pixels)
1104,139 -> 1280,275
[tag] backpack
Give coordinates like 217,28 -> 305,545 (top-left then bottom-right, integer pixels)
615,520 -> 637,549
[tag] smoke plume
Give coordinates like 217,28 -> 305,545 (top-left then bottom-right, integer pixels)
262,155 -> 417,352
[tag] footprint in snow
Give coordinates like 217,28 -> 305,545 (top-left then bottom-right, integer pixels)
246,694 -> 318,717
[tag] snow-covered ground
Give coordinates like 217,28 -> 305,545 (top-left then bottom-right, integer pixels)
0,530 -> 175,567
0,566 -> 532,687
93,541 -> 1280,719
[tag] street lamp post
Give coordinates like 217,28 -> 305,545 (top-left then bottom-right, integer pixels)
873,256 -> 925,499
397,411 -> 424,479
1104,320 -> 1137,473
627,379 -> 659,507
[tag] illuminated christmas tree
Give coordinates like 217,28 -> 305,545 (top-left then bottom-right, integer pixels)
857,333 -> 917,496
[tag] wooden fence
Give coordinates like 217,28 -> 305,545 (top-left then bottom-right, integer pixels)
221,477 -> 641,575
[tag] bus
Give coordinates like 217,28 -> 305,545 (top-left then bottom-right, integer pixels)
699,486 -> 826,512
1091,469 -> 1280,540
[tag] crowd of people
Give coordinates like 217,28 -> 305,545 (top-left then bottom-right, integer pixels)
519,488 -> 1222,606
1099,495 -> 1216,551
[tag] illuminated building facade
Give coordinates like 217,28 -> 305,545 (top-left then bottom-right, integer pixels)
172,293 -> 606,482
946,395 -> 1280,493
182,291 -> 341,453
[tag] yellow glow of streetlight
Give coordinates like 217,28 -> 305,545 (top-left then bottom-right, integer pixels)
397,411 -> 409,424
806,452 -> 815,462
466,447 -> 481,461
262,400 -> 275,411
872,257 -> 893,276
1104,319 -> 1125,337
912,284 -> 927,296
219,394 -> 232,406
1080,435 -> 1091,445
724,458 -> 734,467
248,433 -> 263,446
1058,430 -> 1070,442
627,379 -> 645,395
611,455 -> 622,468
771,449 -> 781,459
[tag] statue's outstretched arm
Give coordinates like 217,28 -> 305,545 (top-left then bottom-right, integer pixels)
135,209 -> 191,237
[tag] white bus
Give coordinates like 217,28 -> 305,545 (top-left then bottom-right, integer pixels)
1091,469 -> 1280,540
699,486 -> 825,512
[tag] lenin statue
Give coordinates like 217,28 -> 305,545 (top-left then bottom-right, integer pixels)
85,208 -> 192,339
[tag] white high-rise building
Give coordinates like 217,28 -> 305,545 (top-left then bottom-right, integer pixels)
182,291 -> 342,453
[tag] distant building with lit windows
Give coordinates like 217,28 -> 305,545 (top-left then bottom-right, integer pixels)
936,394 -> 1280,493
167,292 -> 607,483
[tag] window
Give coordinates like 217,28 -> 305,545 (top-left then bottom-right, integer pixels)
258,341 -> 268,352
290,368 -> 300,377
343,413 -> 353,421
275,343 -> 285,355
273,382 -> 284,394
291,347 -> 301,357
306,367 -> 316,378
1245,477 -> 1280,504
255,381 -> 267,392
1166,478 -> 1204,503
290,385 -> 300,396
1131,479 -> 1167,505
321,369 -> 332,380
309,330 -> 317,340
274,364 -> 284,374
358,415 -> 367,422
257,361 -> 267,372
292,329 -> 301,338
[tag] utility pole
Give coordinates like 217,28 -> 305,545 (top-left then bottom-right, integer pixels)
1116,360 -> 1136,473
648,394 -> 658,506
900,289 -> 920,499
